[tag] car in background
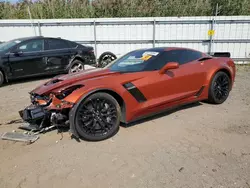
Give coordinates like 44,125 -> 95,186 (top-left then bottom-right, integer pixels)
0,36 -> 96,86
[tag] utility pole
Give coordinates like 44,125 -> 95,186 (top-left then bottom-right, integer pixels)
27,6 -> 37,36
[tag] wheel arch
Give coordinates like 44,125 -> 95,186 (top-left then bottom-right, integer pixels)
66,55 -> 85,71
72,56 -> 85,63
69,88 -> 127,138
208,67 -> 233,90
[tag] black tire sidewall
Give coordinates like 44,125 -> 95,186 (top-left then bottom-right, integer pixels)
0,71 -> 4,86
98,52 -> 117,67
74,92 -> 121,141
208,71 -> 231,104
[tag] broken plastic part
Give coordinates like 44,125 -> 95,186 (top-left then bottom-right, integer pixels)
1,132 -> 39,143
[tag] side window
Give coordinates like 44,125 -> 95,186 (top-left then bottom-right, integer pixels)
148,50 -> 184,70
46,39 -> 69,50
146,49 -> 202,71
182,50 -> 202,63
17,39 -> 44,52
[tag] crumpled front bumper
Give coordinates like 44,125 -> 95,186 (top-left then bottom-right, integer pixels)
19,93 -> 74,131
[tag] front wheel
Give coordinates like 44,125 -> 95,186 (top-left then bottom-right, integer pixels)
208,71 -> 231,104
74,92 -> 121,141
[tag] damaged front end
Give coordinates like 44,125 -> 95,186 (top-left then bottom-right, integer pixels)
19,85 -> 81,132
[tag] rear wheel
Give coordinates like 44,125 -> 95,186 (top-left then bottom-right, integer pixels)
68,60 -> 85,74
0,71 -> 4,87
208,71 -> 231,104
74,92 -> 121,141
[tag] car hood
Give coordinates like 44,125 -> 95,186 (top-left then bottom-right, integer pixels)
31,68 -> 121,95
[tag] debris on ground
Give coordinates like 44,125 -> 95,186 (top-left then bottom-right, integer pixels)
6,119 -> 23,125
1,132 -> 39,144
19,123 -> 40,132
1,122 -> 57,144
179,167 -> 184,172
241,152 -> 250,156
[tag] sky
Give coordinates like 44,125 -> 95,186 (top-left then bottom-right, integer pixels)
0,0 -> 18,2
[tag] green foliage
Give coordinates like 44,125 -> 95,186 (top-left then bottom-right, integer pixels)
0,0 -> 249,19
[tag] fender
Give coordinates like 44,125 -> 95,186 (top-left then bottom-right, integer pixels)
206,64 -> 233,90
69,88 -> 126,138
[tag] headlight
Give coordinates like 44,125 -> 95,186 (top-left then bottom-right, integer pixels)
56,85 -> 84,99
30,93 -> 50,104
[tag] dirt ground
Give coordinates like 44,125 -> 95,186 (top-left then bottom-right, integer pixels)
0,66 -> 249,188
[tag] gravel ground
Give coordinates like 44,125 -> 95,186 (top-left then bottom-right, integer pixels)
0,66 -> 249,188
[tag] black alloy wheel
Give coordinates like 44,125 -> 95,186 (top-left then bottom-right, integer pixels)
74,92 -> 121,141
208,71 -> 231,104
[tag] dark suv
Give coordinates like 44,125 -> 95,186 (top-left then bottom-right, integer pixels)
0,36 -> 96,86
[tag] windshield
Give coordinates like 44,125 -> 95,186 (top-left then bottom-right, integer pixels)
0,40 -> 21,51
107,49 -> 162,72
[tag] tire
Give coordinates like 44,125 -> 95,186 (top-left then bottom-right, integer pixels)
68,59 -> 85,74
74,92 -> 121,141
98,52 -> 117,68
0,70 -> 4,87
208,71 -> 231,104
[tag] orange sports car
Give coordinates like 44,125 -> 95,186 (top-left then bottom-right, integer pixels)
19,47 -> 236,141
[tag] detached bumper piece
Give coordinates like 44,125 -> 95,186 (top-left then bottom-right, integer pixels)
1,132 -> 39,144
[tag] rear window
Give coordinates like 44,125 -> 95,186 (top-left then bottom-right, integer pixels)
68,41 -> 78,48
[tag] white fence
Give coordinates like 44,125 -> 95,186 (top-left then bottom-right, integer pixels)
0,16 -> 249,64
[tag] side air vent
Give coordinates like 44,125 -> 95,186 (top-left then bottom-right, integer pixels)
123,83 -> 147,103
195,86 -> 205,97
198,57 -> 213,61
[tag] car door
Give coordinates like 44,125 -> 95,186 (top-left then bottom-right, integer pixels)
161,49 -> 207,101
44,38 -> 75,73
134,49 -> 207,113
8,39 -> 46,77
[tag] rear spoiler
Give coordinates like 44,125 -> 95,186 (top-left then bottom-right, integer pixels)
211,52 -> 231,58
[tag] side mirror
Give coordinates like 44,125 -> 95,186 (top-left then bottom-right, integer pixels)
159,62 -> 179,74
